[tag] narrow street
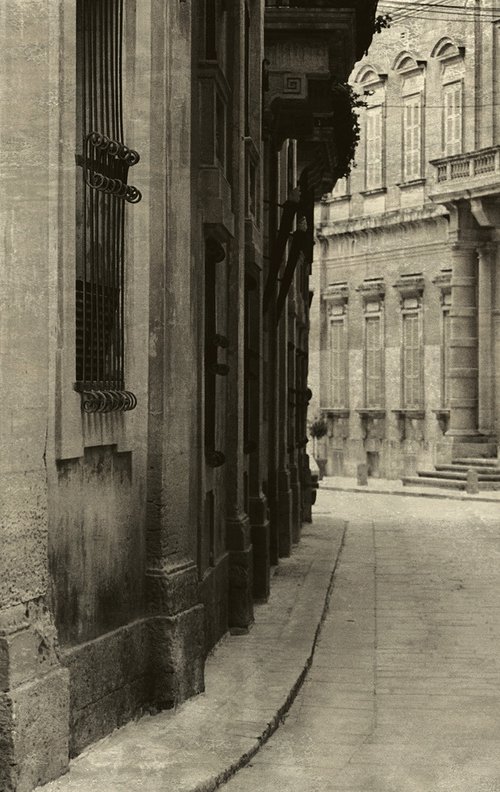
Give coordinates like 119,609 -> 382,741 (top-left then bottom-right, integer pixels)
225,490 -> 500,792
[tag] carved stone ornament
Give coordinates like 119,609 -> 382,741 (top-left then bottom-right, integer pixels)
356,278 -> 385,304
393,272 -> 425,307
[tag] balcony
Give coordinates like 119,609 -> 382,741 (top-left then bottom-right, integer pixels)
430,145 -> 500,202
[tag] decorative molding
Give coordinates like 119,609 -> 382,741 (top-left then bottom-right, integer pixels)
431,37 -> 465,62
322,281 -> 349,309
357,278 -> 385,304
321,407 -> 350,419
396,178 -> 426,190
393,273 -> 425,305
432,408 -> 450,435
433,268 -> 452,305
392,50 -> 426,76
360,187 -> 387,197
356,408 -> 386,418
318,204 -> 448,237
392,408 -> 425,419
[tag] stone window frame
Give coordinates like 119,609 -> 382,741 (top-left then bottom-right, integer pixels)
353,64 -> 388,195
357,279 -> 386,410
322,283 -> 349,410
392,51 -> 427,186
431,38 -> 466,158
393,274 -> 425,411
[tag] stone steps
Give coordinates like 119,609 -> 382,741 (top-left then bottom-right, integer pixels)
402,476 -> 466,490
452,457 -> 499,467
419,469 -> 500,481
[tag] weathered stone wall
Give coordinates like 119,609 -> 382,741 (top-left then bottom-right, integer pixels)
312,3 -> 500,479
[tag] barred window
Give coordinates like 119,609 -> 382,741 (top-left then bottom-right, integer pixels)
402,312 -> 422,408
365,315 -> 383,407
329,319 -> 347,407
75,0 -> 141,413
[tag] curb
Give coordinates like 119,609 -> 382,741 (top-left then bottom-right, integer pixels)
204,521 -> 348,792
319,483 -> 500,504
40,520 -> 348,792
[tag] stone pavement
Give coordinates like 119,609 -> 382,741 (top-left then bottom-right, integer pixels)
320,475 -> 500,503
38,517 -> 347,792
225,490 -> 500,792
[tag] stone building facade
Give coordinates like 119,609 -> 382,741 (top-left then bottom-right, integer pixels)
310,0 -> 500,480
0,1 -> 378,789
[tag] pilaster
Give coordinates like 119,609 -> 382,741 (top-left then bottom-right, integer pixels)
146,0 -> 204,709
477,243 -> 495,436
446,242 -> 479,438
0,2 -> 72,789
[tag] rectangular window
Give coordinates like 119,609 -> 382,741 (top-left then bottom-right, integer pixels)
443,81 -> 462,156
329,319 -> 347,407
402,312 -> 422,407
403,94 -> 422,181
75,0 -> 140,413
366,105 -> 383,189
365,315 -> 383,407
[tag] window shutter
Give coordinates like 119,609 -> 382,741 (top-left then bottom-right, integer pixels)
443,82 -> 462,155
403,312 -> 421,407
365,316 -> 382,407
366,106 -> 383,189
404,96 -> 421,181
330,320 -> 346,407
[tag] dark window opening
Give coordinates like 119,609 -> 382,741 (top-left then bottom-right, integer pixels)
75,0 -> 140,413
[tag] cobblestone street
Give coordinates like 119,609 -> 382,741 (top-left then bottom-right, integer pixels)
225,490 -> 500,792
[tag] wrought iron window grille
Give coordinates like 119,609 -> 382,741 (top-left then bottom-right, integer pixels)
75,0 -> 141,414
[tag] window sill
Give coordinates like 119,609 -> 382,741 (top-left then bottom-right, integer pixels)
356,408 -> 386,419
321,407 -> 350,418
397,178 -> 426,189
392,408 -> 425,419
432,408 -> 450,418
360,187 -> 387,197
326,194 -> 351,203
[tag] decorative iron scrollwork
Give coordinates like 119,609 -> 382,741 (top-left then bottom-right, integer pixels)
77,388 -> 137,414
82,131 -> 142,204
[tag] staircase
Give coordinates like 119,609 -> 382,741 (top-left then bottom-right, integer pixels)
402,439 -> 500,492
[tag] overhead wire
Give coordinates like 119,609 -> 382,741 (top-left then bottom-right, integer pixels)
377,0 -> 500,23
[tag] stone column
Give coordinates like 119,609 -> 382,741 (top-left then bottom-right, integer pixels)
477,244 -> 495,436
446,243 -> 479,438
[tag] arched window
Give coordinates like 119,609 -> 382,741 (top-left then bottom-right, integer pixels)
431,38 -> 465,156
393,51 -> 426,182
354,65 -> 387,191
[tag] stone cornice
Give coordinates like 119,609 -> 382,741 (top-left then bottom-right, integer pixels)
432,269 -> 452,292
318,204 -> 448,238
322,282 -> 349,305
356,278 -> 385,302
393,273 -> 425,301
